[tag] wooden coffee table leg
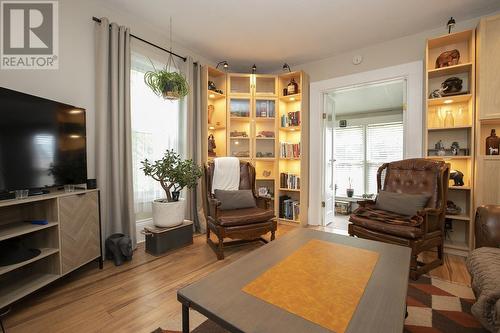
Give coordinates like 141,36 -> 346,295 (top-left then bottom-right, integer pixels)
182,303 -> 190,333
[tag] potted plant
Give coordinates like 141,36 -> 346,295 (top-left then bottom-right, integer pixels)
141,150 -> 202,228
346,177 -> 354,198
144,66 -> 189,101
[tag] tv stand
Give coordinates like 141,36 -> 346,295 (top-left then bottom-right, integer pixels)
0,189 -> 102,309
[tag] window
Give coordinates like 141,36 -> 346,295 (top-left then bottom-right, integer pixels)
335,122 -> 403,196
130,48 -> 184,222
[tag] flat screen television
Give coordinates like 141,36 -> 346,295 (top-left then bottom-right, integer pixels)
0,87 -> 87,193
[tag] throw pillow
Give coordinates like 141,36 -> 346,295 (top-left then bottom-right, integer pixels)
215,189 -> 256,210
375,191 -> 430,216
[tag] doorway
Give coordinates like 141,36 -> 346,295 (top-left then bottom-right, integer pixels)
322,79 -> 406,230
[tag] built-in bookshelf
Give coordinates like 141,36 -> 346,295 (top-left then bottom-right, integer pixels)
425,29 -> 476,256
277,71 -> 309,226
475,15 -> 500,229
201,67 -> 309,226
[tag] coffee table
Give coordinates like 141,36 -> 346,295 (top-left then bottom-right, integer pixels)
177,228 -> 411,333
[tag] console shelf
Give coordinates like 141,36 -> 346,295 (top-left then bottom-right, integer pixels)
0,189 -> 101,308
0,221 -> 58,241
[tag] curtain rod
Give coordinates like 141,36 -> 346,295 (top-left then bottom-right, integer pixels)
92,16 -> 187,62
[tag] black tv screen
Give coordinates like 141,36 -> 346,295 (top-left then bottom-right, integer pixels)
0,87 -> 87,192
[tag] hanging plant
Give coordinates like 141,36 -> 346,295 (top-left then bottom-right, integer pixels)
144,66 -> 189,100
143,17 -> 189,101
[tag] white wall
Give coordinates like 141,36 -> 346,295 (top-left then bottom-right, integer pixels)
0,0 -> 215,178
294,16 -> 488,83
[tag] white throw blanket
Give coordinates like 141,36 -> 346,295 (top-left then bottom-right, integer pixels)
212,157 -> 240,194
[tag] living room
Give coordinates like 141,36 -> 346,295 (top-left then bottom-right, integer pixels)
0,1 -> 499,332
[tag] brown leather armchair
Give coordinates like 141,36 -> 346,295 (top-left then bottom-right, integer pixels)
204,161 -> 277,260
348,158 -> 450,280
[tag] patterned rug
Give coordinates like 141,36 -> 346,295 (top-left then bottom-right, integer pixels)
156,276 -> 488,333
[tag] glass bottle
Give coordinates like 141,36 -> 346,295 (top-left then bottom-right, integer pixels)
456,107 -> 465,126
444,110 -> 455,128
486,129 -> 500,155
287,78 -> 298,95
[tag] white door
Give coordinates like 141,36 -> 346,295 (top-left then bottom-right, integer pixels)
322,94 -> 335,226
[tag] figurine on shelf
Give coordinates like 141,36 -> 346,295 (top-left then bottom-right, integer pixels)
262,170 -> 272,177
208,80 -> 224,95
257,130 -> 275,138
208,134 -> 216,157
486,129 -> 500,155
435,140 -> 446,156
429,77 -> 464,99
451,141 -> 460,156
450,169 -> 464,186
230,130 -> 248,138
446,200 -> 462,215
435,49 -> 460,68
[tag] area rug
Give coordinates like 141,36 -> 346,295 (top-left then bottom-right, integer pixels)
155,276 -> 488,333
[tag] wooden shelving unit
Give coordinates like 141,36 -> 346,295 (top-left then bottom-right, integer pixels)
201,66 -> 228,162
474,15 -> 500,221
0,189 -> 101,309
201,67 -> 309,226
277,71 -> 309,226
425,29 -> 476,256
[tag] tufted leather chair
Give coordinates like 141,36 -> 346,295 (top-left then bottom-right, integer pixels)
348,158 -> 450,280
204,161 -> 277,260
475,205 -> 500,249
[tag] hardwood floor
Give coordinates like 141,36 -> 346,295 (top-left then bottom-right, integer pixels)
2,225 -> 470,333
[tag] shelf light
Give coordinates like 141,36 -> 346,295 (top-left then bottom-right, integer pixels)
209,94 -> 215,99
443,99 -> 454,104
69,134 -> 81,139
290,128 -> 295,131
289,97 -> 295,101
234,141 -> 239,145
208,126 -> 215,130
68,109 -> 83,114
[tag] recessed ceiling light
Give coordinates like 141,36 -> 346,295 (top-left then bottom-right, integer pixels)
443,99 -> 453,104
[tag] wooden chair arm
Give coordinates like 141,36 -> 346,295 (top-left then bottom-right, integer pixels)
357,200 -> 376,208
208,198 -> 221,218
417,208 -> 443,233
256,196 -> 272,210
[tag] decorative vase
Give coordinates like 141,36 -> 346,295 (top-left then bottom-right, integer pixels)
444,110 -> 455,128
486,129 -> 500,155
346,189 -> 354,198
152,198 -> 185,228
456,107 -> 465,125
208,105 -> 214,124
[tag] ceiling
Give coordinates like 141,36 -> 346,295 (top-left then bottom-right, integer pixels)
329,79 -> 404,115
102,0 -> 500,72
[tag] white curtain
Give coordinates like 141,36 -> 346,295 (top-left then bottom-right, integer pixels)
183,57 -> 207,233
95,18 -> 136,246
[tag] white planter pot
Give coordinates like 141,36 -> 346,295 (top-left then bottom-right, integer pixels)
152,198 -> 185,228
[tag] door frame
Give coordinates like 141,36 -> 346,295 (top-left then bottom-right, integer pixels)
308,61 -> 423,226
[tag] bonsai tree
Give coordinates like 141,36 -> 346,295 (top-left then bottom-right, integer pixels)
141,150 -> 202,202
144,63 -> 189,101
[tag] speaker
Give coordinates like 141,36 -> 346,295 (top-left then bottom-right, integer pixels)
87,179 -> 97,189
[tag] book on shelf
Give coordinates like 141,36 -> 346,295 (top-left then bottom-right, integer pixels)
279,195 -> 300,221
280,142 -> 301,159
281,111 -> 301,127
280,173 -> 300,189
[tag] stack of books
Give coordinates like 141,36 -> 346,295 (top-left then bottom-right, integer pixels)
280,173 -> 300,190
281,111 -> 301,127
279,195 -> 300,221
280,142 -> 300,159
